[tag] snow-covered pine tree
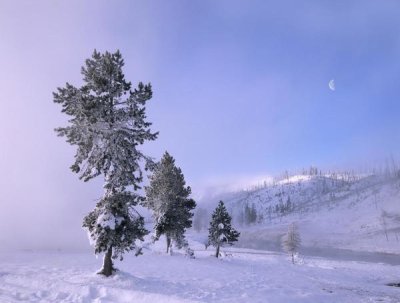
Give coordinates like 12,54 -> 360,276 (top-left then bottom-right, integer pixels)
144,151 -> 196,254
208,201 -> 240,258
54,50 -> 158,277
282,222 -> 301,264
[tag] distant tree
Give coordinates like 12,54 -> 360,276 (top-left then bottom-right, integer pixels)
54,50 -> 157,276
193,208 -> 209,232
257,212 -> 264,223
244,205 -> 250,225
372,188 -> 380,210
321,178 -> 328,194
267,206 -> 272,221
284,170 -> 289,181
282,223 -> 301,264
380,210 -> 389,241
244,204 -> 257,225
144,152 -> 196,254
237,211 -> 244,226
287,196 -> 292,211
251,204 -> 258,223
275,204 -> 280,214
208,201 -> 240,258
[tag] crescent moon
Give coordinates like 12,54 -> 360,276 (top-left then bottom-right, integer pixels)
329,79 -> 335,91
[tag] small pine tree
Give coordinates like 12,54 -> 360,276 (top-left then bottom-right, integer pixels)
54,50 -> 157,276
282,223 -> 301,264
144,152 -> 196,253
208,201 -> 240,258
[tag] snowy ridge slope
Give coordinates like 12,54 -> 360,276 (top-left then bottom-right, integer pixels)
199,173 -> 400,254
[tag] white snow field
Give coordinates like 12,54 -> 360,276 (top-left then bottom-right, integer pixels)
1,173 -> 400,302
0,245 -> 399,303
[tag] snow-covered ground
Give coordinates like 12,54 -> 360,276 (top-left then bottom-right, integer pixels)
2,174 -> 400,302
1,245 -> 399,303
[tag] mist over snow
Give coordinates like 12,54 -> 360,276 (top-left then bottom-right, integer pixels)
192,174 -> 274,201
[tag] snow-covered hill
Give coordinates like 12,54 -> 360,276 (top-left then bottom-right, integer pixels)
196,173 -> 400,254
1,173 -> 400,303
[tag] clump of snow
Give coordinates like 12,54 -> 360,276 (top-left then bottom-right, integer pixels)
218,233 -> 227,242
277,174 -> 312,185
96,213 -> 123,230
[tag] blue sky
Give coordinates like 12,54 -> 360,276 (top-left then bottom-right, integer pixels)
1,0 -> 399,249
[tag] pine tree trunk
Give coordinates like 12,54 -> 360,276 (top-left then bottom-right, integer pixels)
215,244 -> 220,258
166,236 -> 171,254
291,252 -> 294,264
98,246 -> 114,277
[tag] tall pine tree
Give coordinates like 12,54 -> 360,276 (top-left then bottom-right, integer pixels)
54,50 -> 158,276
144,152 -> 196,253
208,201 -> 240,258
